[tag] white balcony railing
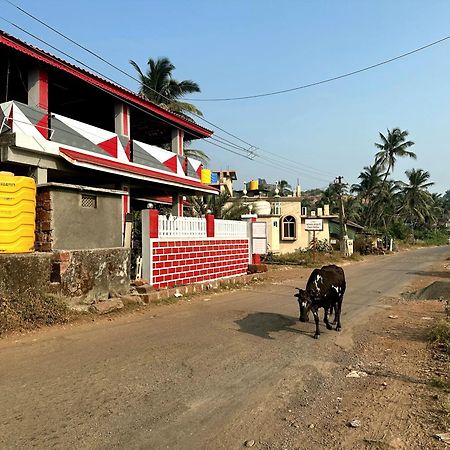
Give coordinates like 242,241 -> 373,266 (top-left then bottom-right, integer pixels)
214,219 -> 248,238
157,216 -> 248,239
158,216 -> 207,238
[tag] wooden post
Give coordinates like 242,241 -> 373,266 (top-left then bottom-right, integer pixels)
312,230 -> 316,263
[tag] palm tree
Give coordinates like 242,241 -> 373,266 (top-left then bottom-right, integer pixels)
398,169 -> 435,229
183,147 -> 210,165
130,57 -> 203,116
277,180 -> 292,196
374,128 -> 416,184
351,165 -> 383,203
189,192 -> 248,220
368,180 -> 401,229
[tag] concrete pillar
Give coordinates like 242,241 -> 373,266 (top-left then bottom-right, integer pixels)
28,67 -> 49,138
172,195 -> 184,217
30,166 -> 47,185
171,129 -> 184,156
28,68 -> 48,110
114,103 -> 130,137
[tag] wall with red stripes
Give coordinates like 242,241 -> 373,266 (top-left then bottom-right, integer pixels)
149,239 -> 249,289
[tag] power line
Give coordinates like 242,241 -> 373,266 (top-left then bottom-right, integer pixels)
0,8 -> 334,181
0,1 -> 337,178
182,34 -> 450,102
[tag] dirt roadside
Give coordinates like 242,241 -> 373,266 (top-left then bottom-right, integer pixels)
0,249 -> 448,450
242,257 -> 450,450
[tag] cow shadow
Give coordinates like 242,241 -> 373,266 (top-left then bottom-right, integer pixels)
235,312 -> 311,340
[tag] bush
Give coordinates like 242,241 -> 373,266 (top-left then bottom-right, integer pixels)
414,228 -> 449,246
388,221 -> 411,240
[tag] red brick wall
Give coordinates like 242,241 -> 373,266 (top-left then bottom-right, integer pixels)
150,239 -> 249,289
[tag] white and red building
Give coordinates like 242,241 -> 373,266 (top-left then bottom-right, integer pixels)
0,30 -> 252,291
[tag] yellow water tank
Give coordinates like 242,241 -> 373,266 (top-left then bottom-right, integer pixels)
201,168 -> 212,184
0,172 -> 36,253
249,180 -> 259,191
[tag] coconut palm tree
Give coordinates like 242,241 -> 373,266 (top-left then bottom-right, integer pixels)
189,192 -> 248,220
398,169 -> 435,228
368,180 -> 402,229
351,165 -> 383,203
130,57 -> 203,116
374,128 -> 416,184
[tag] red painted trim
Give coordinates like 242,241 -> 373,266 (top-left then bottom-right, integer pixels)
38,69 -> 48,110
0,33 -> 212,138
60,147 -> 219,193
122,104 -> 129,137
178,195 -> 183,217
149,209 -> 159,238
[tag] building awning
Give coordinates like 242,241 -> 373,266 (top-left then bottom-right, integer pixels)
59,148 -> 218,195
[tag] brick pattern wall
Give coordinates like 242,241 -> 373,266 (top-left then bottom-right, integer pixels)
35,188 -> 53,252
150,239 -> 249,289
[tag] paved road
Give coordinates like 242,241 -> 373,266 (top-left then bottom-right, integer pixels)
0,246 -> 448,449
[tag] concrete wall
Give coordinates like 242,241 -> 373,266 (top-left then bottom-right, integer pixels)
49,185 -> 123,250
0,248 -> 130,309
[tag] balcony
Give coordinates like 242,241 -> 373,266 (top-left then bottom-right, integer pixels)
0,100 -> 214,193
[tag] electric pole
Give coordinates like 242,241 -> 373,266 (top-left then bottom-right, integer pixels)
334,176 -> 349,256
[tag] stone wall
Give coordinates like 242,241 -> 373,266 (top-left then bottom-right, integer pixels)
0,248 -> 130,309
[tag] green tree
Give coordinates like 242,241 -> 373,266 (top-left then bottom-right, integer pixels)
374,128 -> 416,184
130,57 -> 203,116
189,192 -> 248,220
277,180 -> 292,196
397,168 -> 435,229
351,165 -> 383,203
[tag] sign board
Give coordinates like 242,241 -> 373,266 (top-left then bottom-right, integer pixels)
305,218 -> 323,231
251,222 -> 267,238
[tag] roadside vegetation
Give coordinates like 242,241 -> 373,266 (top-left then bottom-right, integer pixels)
0,293 -> 71,336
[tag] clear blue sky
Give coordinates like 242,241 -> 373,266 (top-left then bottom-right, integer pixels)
2,0 -> 450,193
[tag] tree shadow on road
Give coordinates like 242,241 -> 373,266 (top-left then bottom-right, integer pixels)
407,270 -> 450,279
235,312 -> 312,340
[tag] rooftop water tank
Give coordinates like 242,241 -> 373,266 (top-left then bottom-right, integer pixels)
0,172 -> 36,253
253,199 -> 271,216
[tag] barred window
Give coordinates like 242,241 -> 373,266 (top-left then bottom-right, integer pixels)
281,215 -> 296,240
81,194 -> 97,208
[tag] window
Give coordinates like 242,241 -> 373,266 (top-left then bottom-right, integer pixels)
81,194 -> 97,208
272,202 -> 281,215
281,215 -> 296,240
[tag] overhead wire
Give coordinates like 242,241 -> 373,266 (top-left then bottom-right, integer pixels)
0,5 -> 335,181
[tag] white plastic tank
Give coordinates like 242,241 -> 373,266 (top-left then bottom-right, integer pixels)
253,200 -> 271,215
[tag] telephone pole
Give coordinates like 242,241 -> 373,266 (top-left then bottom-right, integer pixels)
334,176 -> 349,256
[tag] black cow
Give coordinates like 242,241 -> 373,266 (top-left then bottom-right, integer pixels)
294,264 -> 346,339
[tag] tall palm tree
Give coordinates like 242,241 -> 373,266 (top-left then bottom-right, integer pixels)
368,180 -> 401,229
351,165 -> 383,203
130,57 -> 203,116
398,169 -> 435,228
374,128 -> 416,184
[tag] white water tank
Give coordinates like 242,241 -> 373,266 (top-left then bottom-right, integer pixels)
253,200 -> 271,215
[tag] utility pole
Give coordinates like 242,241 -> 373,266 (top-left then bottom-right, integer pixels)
334,176 -> 349,256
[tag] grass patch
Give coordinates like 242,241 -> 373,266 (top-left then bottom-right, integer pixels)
0,294 -> 72,336
264,250 -> 362,267
429,319 -> 450,355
